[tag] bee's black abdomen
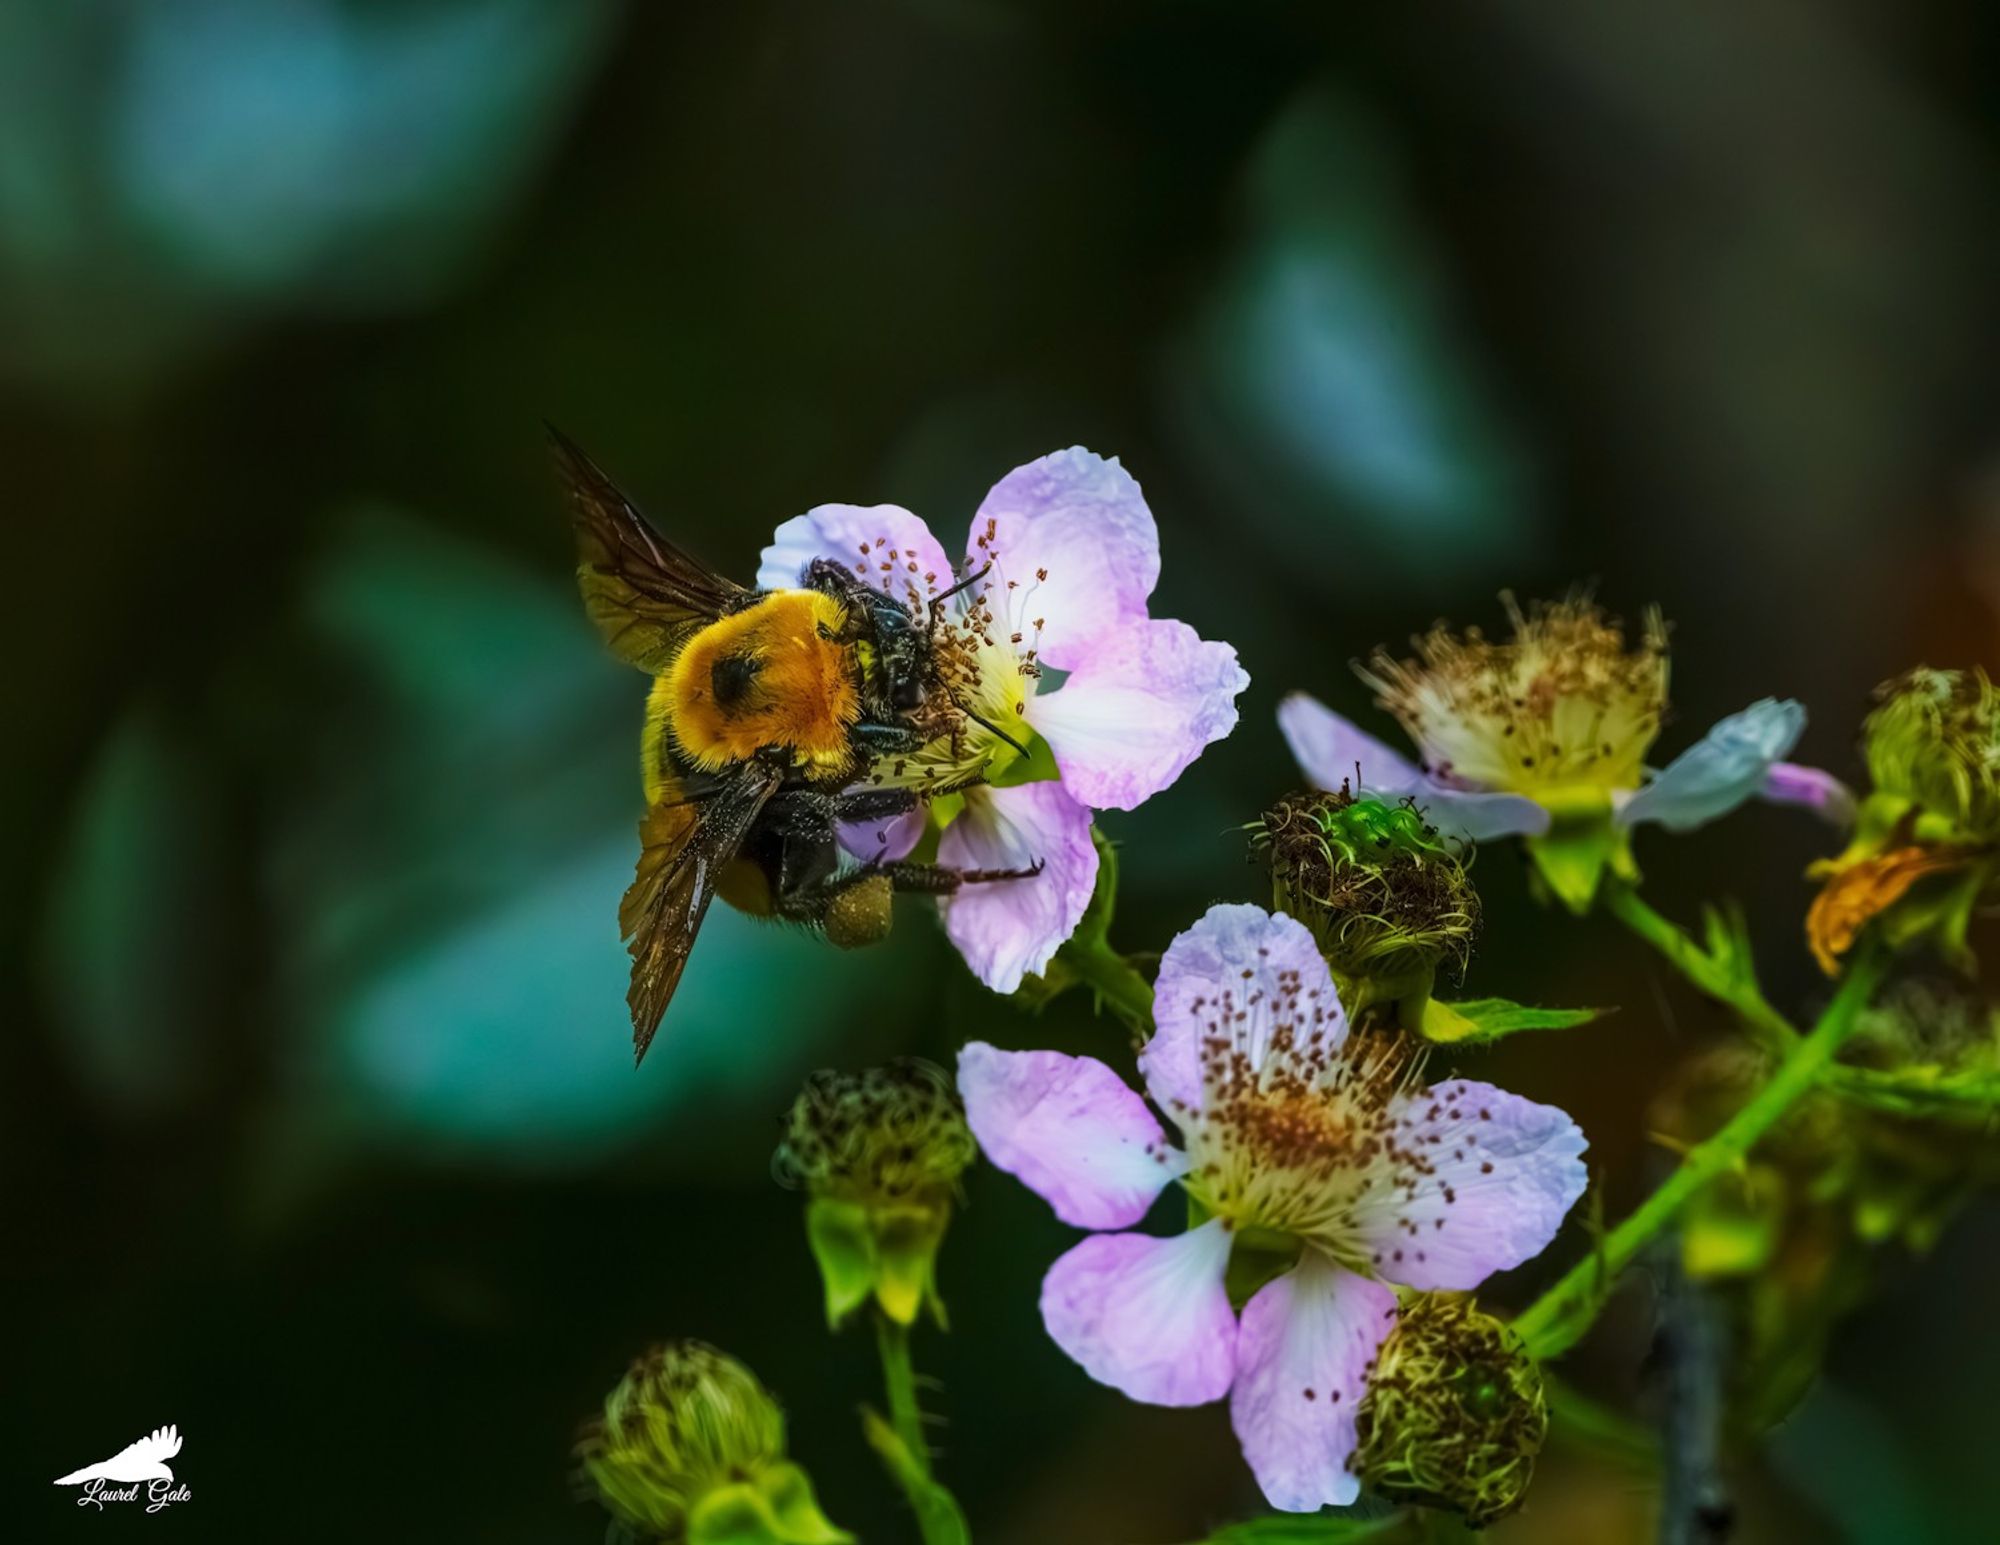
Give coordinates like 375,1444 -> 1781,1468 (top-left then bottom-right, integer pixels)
711,653 -> 761,707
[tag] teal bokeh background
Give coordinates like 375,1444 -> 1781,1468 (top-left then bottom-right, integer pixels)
6,3 -> 1998,1540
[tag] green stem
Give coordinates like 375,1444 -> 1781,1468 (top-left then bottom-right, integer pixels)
1601,882 -> 1798,1054
875,1313 -> 929,1477
867,1314 -> 969,1545
1514,947 -> 1885,1360
1059,931 -> 1155,1037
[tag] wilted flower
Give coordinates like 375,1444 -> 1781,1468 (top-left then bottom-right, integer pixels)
579,1342 -> 849,1545
1280,595 -> 1837,911
1353,1294 -> 1548,1527
760,448 -> 1248,992
1808,669 -> 2000,974
773,1061 -> 975,1328
956,903 -> 1587,1511
1249,787 -> 1480,1018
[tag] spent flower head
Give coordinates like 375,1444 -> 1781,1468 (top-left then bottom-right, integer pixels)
760,448 -> 1248,993
1282,593 -> 1837,912
579,1342 -> 848,1545
1353,1294 -> 1548,1527
774,1060 -> 975,1328
956,903 -> 1586,1512
1808,669 -> 2000,975
1249,787 -> 1480,1015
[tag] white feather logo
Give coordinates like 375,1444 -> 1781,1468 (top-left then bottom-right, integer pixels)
54,1424 -> 183,1486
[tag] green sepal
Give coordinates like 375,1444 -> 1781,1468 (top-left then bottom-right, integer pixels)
987,729 -> 1062,788
1523,787 -> 1619,913
687,1463 -> 852,1545
1420,996 -> 1608,1045
804,1196 -> 952,1330
872,1201 -> 952,1329
804,1197 -> 877,1329
1223,1226 -> 1303,1312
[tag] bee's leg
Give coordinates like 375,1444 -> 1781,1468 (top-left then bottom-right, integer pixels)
875,858 -> 1046,893
829,787 -> 920,824
848,722 -> 928,758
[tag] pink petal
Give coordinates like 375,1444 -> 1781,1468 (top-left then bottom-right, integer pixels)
1761,762 -> 1857,826
1278,691 -> 1425,796
838,806 -> 926,864
937,782 -> 1099,993
1039,1220 -> 1238,1407
1028,619 -> 1249,811
757,503 -> 956,609
970,447 -> 1161,669
1229,1256 -> 1398,1513
1278,694 -> 1549,840
957,1042 -> 1188,1230
1140,903 -> 1344,1120
1354,1079 -> 1589,1292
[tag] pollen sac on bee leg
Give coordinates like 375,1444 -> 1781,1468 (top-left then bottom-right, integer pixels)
821,873 -> 895,950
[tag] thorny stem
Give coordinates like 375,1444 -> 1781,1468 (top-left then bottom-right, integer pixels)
1601,881 -> 1798,1055
869,1312 -> 970,1545
1514,946 -> 1886,1361
1058,930 -> 1156,1038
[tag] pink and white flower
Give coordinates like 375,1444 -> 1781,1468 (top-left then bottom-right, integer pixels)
957,904 -> 1588,1511
759,448 -> 1248,993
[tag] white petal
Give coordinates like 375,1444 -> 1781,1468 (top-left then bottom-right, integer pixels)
936,783 -> 1099,993
757,504 -> 955,607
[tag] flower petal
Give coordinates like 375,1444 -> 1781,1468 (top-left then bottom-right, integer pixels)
1617,697 -> 1806,833
957,1042 -> 1188,1229
1039,1219 -> 1238,1406
1141,903 -> 1344,1119
757,504 -> 955,608
1229,1255 -> 1398,1512
1279,691 -> 1425,795
1277,694 -> 1549,841
1027,619 -> 1249,811
971,447 -> 1160,668
1761,762 -> 1857,827
1353,1079 -> 1588,1291
937,782 -> 1098,993
837,806 -> 926,864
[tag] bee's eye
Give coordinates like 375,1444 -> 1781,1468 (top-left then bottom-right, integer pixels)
893,677 -> 925,710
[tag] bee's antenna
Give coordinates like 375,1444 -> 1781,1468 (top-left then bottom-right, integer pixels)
930,561 -> 994,618
962,705 -> 1031,759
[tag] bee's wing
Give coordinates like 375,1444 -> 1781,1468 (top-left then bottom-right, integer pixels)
618,761 -> 784,1063
549,426 -> 754,673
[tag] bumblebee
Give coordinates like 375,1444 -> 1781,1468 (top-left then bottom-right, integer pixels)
552,430 -> 1033,1062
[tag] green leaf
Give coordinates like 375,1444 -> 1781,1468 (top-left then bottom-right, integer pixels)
1192,1515 -> 1409,1544
1421,997 -> 1608,1045
986,730 -> 1061,789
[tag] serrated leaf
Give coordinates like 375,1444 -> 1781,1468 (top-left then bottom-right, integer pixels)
1422,996 -> 1608,1045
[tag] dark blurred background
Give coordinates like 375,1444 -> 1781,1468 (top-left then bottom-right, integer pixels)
6,2 -> 1998,1540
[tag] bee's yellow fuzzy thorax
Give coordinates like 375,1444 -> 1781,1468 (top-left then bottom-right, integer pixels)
652,590 -> 861,787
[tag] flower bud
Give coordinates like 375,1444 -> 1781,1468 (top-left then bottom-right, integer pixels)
1353,1295 -> 1548,1527
1808,669 -> 2000,974
1249,789 -> 1480,1016
579,1342 -> 850,1544
773,1060 -> 975,1328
